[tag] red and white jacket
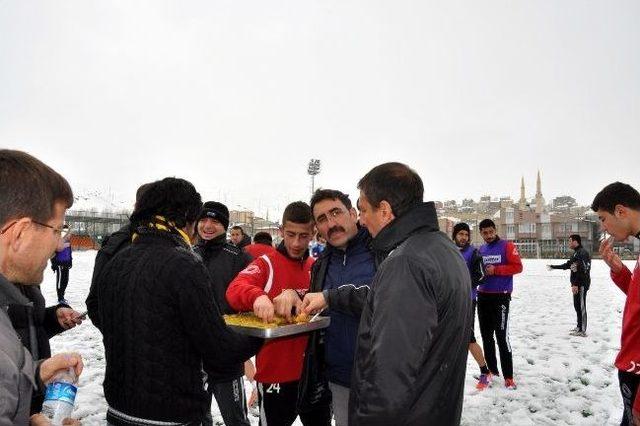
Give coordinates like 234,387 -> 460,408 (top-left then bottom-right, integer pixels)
611,256 -> 640,416
226,245 -> 314,384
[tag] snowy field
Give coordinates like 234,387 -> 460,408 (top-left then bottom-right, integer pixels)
44,251 -> 636,425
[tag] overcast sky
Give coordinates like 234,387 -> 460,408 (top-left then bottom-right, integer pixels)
1,1 -> 638,217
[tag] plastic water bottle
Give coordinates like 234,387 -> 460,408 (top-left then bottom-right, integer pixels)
41,367 -> 78,425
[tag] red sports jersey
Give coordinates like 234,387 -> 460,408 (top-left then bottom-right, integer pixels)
611,257 -> 640,415
226,249 -> 314,384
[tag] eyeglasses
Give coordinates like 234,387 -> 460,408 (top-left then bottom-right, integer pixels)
315,208 -> 347,225
0,220 -> 69,238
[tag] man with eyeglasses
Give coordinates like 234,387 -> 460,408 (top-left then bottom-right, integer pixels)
0,149 -> 84,424
299,189 -> 375,426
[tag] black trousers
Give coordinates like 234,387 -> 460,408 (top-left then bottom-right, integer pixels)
477,292 -> 513,379
257,381 -> 331,426
618,370 -> 640,426
573,286 -> 588,332
203,377 -> 250,426
54,265 -> 70,301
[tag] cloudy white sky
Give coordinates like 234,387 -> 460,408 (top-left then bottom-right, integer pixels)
1,1 -> 638,217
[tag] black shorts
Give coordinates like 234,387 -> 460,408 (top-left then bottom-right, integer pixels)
469,299 -> 477,344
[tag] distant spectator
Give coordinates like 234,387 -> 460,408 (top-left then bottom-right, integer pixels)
230,225 -> 251,249
50,224 -> 72,303
245,231 -> 276,259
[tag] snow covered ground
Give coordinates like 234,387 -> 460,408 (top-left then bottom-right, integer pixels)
44,251 -> 636,425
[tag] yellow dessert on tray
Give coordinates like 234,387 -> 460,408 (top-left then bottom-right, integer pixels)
224,312 -> 310,329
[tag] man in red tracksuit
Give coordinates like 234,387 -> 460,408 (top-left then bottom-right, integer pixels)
592,182 -> 640,426
226,201 -> 331,426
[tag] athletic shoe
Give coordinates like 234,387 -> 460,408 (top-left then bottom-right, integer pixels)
476,373 -> 493,390
504,378 -> 517,390
570,327 -> 579,332
570,330 -> 587,337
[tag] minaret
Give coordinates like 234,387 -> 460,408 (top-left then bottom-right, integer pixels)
535,170 -> 545,213
518,176 -> 527,210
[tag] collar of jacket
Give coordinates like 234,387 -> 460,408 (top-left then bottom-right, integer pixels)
324,226 -> 371,259
636,230 -> 640,240
133,225 -> 193,251
485,235 -> 502,246
371,202 -> 439,255
0,272 -> 30,307
276,240 -> 310,263
197,233 -> 227,254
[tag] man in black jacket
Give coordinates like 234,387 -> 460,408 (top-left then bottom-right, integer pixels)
300,189 -> 375,426
86,182 -> 153,331
194,201 -> 253,426
548,234 -> 591,336
350,162 -> 471,426
96,178 -> 261,426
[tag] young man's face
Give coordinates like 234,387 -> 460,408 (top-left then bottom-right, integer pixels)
454,230 -> 470,247
197,218 -> 226,241
480,227 -> 497,244
281,221 -> 314,259
569,238 -> 579,249
230,229 -> 244,245
597,207 -> 632,241
313,198 -> 358,250
3,201 -> 67,284
357,193 -> 389,238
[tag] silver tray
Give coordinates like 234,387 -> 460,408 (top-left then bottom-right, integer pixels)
227,316 -> 330,338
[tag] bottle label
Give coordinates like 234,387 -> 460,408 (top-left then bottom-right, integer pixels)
44,382 -> 77,405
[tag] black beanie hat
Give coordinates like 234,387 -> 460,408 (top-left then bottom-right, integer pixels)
197,201 -> 230,230
452,222 -> 471,240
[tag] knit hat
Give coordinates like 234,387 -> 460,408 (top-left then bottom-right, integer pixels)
452,222 -> 470,240
197,201 -> 230,230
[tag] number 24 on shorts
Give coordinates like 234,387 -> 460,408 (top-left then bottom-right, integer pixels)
266,383 -> 281,394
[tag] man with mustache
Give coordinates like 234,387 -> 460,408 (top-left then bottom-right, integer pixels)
300,189 -> 375,426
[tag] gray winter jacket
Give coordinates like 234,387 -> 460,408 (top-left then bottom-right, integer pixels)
0,273 -> 40,425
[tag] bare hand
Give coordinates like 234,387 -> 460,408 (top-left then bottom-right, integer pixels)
485,265 -> 495,276
301,292 -> 328,315
599,238 -> 624,274
546,265 -> 552,271
39,352 -> 83,384
272,289 -> 302,321
56,308 -> 83,330
571,285 -> 579,295
253,295 -> 275,323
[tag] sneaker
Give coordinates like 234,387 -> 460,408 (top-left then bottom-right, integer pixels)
570,327 -> 579,332
504,378 -> 517,390
570,330 -> 587,337
476,373 -> 493,390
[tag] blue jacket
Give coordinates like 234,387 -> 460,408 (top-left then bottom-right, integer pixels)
315,227 -> 375,387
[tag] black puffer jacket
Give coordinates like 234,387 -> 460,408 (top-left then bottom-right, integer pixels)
6,284 -> 68,413
194,234 -> 252,382
349,202 -> 472,426
97,227 -> 262,424
86,224 -> 133,331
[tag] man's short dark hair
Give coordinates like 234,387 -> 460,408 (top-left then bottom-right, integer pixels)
130,177 -> 202,229
591,182 -> 640,213
282,201 -> 313,225
479,219 -> 496,230
569,234 -> 582,246
357,162 -> 423,218
230,225 -> 245,235
253,232 -> 273,245
0,149 -> 74,225
310,189 -> 352,213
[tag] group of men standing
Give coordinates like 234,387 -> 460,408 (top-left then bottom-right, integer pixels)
2,148 -> 640,426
